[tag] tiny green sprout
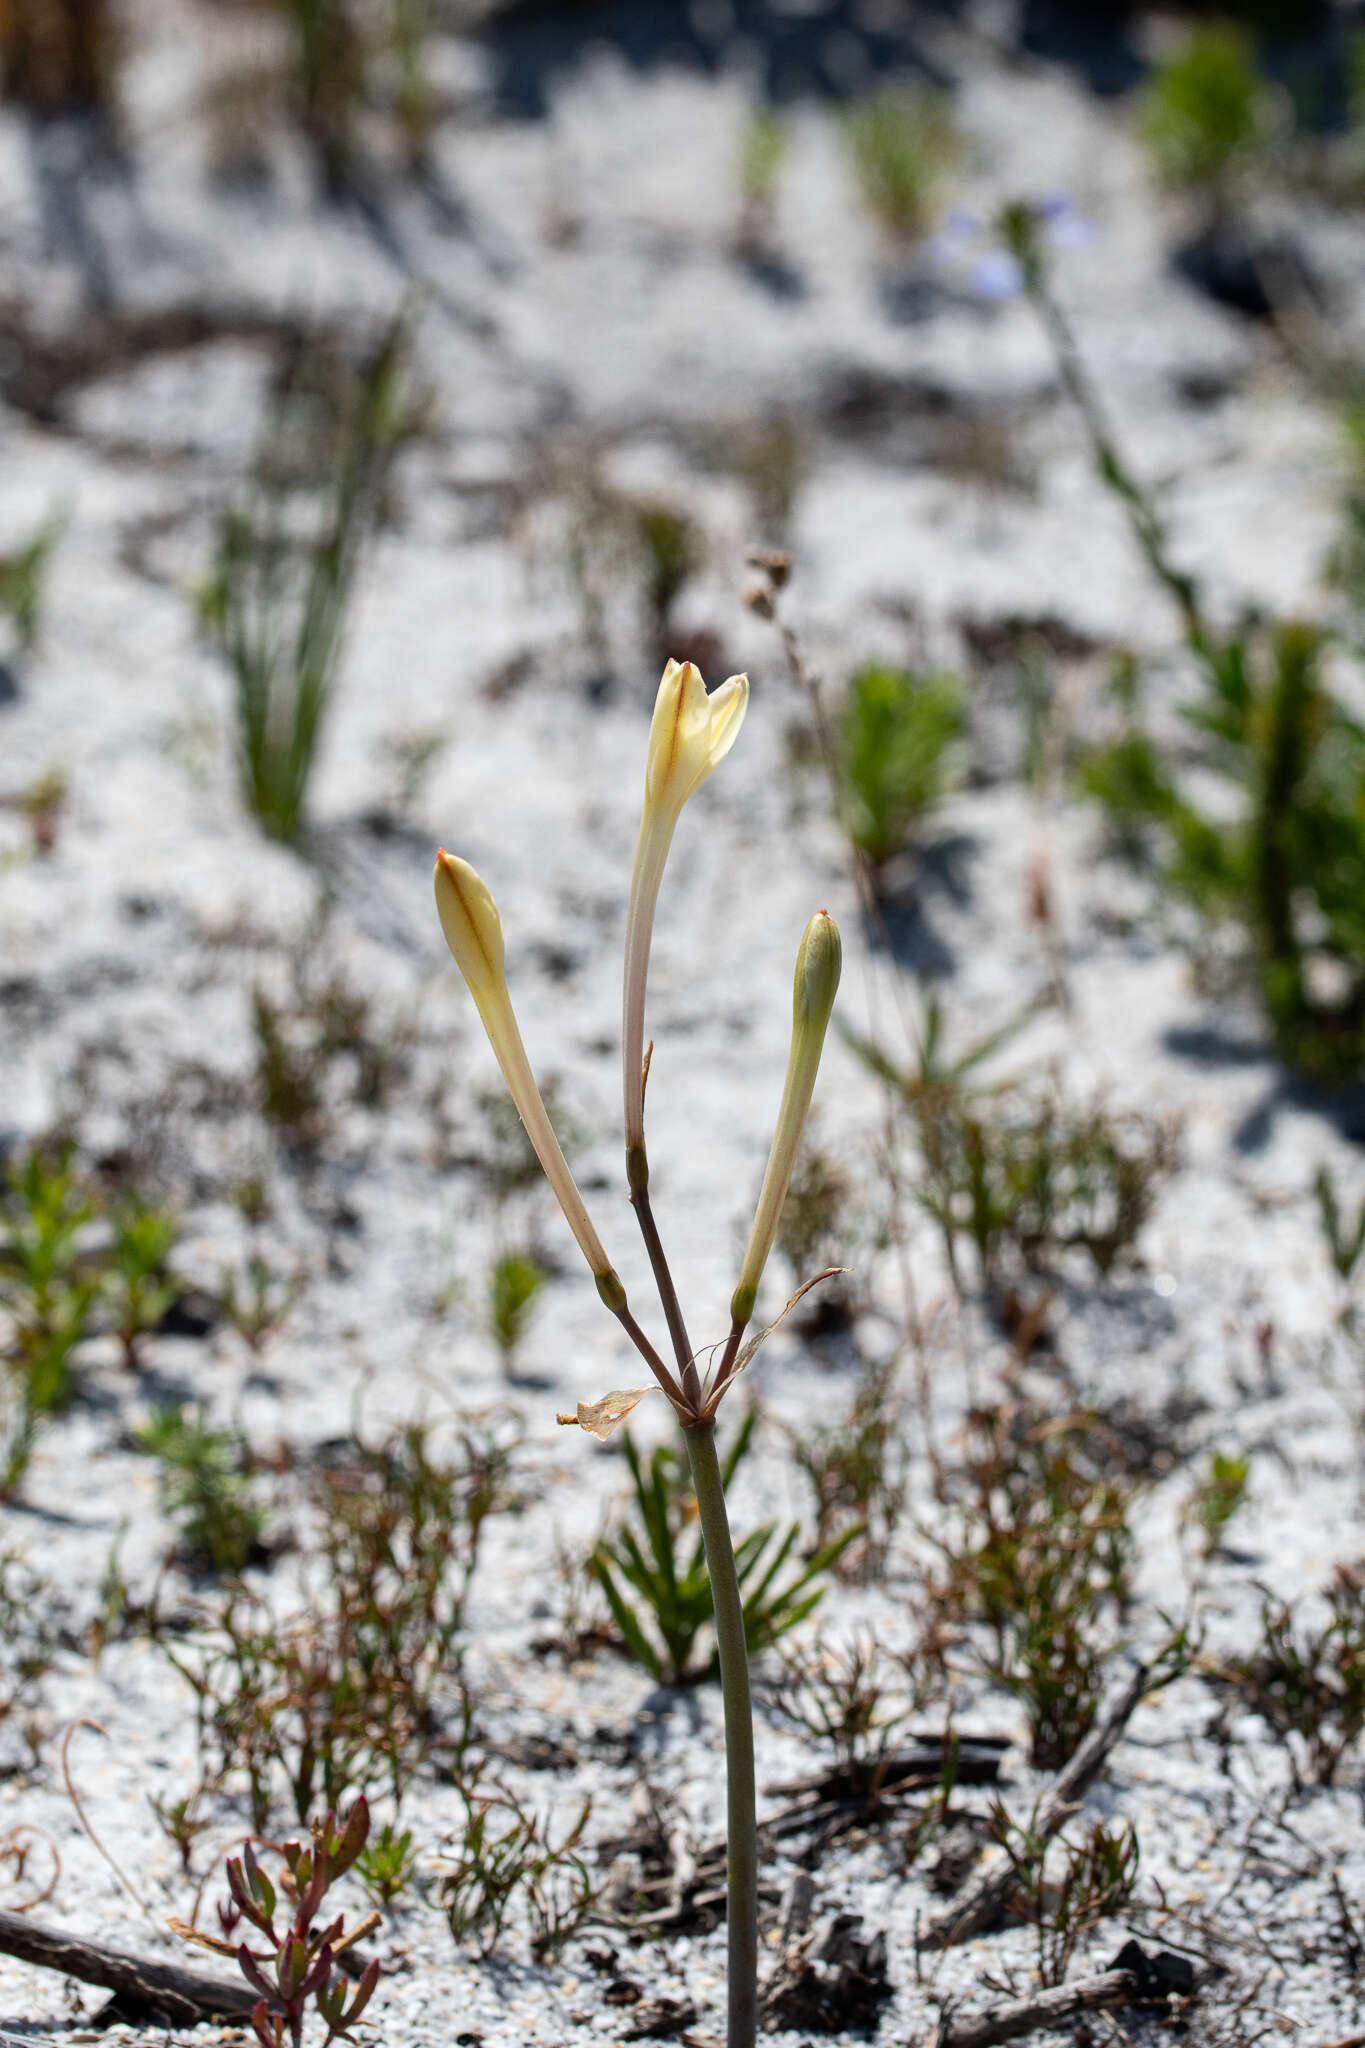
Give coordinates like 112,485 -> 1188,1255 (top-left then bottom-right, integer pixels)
134,1405 -> 264,1574
357,1821 -> 418,1906
1191,1450 -> 1251,1558
487,1249 -> 546,1369
0,1142 -> 100,1489
106,1192 -> 179,1367
0,511 -> 62,653
1139,23 -> 1269,196
740,109 -> 785,213
633,499 -> 700,653
1315,1164 -> 1365,1290
842,84 -> 958,242
839,662 -> 964,867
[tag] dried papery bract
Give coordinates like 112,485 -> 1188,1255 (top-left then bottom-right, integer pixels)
622,659 -> 748,1186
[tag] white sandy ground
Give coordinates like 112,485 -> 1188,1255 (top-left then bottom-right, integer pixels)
2,5 -> 1365,2044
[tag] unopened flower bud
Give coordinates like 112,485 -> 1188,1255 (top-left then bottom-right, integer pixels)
730,911 -> 841,1329
435,850 -> 623,1299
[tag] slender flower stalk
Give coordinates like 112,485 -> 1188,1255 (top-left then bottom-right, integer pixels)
623,659 -> 748,1188
683,1422 -> 757,2048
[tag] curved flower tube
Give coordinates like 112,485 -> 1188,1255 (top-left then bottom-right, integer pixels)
434,850 -> 625,1311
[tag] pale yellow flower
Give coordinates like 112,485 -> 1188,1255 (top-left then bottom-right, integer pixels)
623,659 -> 748,1177
730,911 -> 841,1328
435,850 -> 624,1308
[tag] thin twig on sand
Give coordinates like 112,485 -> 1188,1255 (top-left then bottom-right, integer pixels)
928,1962 -> 1157,2047
0,1907 -> 255,2024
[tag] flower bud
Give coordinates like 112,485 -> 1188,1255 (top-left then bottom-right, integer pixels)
730,911 -> 842,1329
435,850 -> 624,1299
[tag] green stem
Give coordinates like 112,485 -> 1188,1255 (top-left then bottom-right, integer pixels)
683,1421 -> 757,2048
631,1184 -> 703,1413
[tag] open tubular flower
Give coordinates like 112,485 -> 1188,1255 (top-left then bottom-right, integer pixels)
435,850 -> 625,1312
730,911 -> 841,1330
623,659 -> 749,1180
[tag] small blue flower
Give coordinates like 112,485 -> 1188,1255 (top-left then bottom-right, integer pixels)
930,192 -> 1095,302
970,252 -> 1023,301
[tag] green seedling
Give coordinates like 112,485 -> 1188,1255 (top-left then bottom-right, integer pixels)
149,1787 -> 213,1875
201,316 -> 416,843
1316,1165 -> 1365,1288
106,1191 -> 179,1366
1188,1450 -> 1251,1558
785,1358 -> 908,1582
591,1414 -> 858,1685
776,1141 -> 855,1295
1226,1562 -> 1365,1788
279,0 -> 366,189
390,0 -> 433,163
0,1548 -> 55,1755
935,1406 -> 1134,1768
441,1767 -> 594,1959
0,1143 -> 99,1490
167,1420 -> 511,1828
766,1629 -> 944,1788
5,766 -> 68,858
1004,199 -> 1365,1082
839,662 -> 965,867
1139,23 -> 1268,195
733,418 -> 804,545
1327,397 -> 1365,609
253,946 -> 413,1143
357,1820 -> 418,1906
987,1799 -> 1140,1986
842,85 -> 958,242
487,1249 -> 546,1371
850,999 -> 1177,1306
1078,620 -> 1365,1079
221,1254 -> 305,1353
0,513 -> 61,651
740,109 -> 785,213
634,499 -> 700,658
738,108 -> 786,249
135,1406 -> 264,1575
479,1082 -> 586,1203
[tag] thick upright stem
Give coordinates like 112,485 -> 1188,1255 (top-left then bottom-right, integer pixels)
683,1421 -> 757,2048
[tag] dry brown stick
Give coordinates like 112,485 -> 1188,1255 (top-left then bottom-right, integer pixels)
920,1661 -> 1149,1951
0,1907 -> 256,2024
928,1964 -> 1148,2047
